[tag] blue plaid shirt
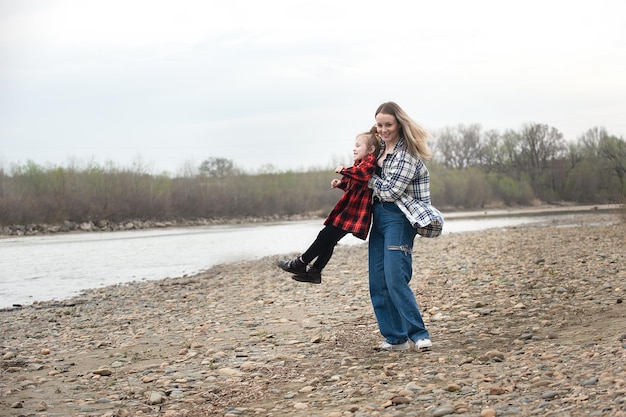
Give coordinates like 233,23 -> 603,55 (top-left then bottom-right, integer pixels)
368,138 -> 444,237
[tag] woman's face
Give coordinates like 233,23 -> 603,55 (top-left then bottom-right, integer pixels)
375,112 -> 400,143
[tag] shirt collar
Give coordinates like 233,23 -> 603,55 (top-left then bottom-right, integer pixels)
382,137 -> 405,154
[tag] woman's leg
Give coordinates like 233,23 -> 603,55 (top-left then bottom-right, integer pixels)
369,203 -> 429,344
383,205 -> 430,342
368,203 -> 409,344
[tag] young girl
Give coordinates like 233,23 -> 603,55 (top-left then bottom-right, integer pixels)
278,126 -> 381,284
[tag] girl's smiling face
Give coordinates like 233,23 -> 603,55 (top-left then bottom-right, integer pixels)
375,113 -> 400,143
353,135 -> 373,161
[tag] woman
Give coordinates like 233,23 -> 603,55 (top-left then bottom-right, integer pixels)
368,101 -> 443,351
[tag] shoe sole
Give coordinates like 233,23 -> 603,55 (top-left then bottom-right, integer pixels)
376,342 -> 410,351
277,262 -> 306,275
377,347 -> 409,352
291,275 -> 321,284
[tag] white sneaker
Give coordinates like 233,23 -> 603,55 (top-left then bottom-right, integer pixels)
379,341 -> 410,351
415,338 -> 432,350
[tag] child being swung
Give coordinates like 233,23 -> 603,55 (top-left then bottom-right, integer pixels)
278,127 -> 381,284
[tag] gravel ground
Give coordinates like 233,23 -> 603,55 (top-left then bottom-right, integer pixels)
1,212 -> 625,417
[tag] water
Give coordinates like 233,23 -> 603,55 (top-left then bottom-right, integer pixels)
0,210 -> 614,308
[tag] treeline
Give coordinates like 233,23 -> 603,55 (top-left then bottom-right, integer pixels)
430,124 -> 625,207
0,164 -> 339,225
0,124 -> 624,227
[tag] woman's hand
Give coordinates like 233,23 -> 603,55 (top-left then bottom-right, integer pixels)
335,166 -> 345,174
331,179 -> 341,188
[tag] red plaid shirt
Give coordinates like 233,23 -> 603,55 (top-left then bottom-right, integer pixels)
324,153 -> 377,240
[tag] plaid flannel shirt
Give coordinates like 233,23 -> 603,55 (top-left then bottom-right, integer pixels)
368,138 -> 444,238
324,153 -> 377,240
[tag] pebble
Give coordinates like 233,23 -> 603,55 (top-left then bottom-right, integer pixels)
0,214 -> 624,417
431,405 -> 456,416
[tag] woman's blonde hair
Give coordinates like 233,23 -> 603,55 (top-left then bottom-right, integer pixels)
375,101 -> 432,160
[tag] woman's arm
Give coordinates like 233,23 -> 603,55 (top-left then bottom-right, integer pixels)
369,148 -> 420,202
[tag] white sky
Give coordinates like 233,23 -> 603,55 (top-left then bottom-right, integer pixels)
1,0 -> 625,175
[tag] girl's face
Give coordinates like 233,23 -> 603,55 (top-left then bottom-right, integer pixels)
375,112 -> 400,143
353,135 -> 373,161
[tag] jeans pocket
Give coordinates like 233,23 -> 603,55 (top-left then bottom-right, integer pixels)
381,202 -> 401,214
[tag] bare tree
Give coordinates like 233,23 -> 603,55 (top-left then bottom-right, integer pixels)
579,126 -> 609,155
433,124 -> 483,169
518,123 -> 567,181
500,129 -> 523,170
199,157 -> 241,177
598,135 -> 626,186
479,129 -> 505,171
459,124 -> 483,167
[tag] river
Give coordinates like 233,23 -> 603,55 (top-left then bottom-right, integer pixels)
0,207 -> 618,309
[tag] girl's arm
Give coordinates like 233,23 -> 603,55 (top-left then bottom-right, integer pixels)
369,149 -> 421,202
338,154 -> 377,185
332,177 -> 350,191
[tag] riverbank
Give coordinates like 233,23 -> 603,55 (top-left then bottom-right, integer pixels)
0,213 -> 317,237
2,203 -> 621,237
1,212 -> 625,417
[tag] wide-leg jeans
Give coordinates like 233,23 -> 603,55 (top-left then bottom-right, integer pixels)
368,201 -> 430,345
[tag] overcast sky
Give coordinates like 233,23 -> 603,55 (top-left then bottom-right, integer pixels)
1,0 -> 625,175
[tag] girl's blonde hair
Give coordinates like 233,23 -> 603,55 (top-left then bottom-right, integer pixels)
375,101 -> 432,160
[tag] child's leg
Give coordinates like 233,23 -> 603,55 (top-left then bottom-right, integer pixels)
308,225 -> 348,270
279,225 -> 331,274
281,225 -> 347,281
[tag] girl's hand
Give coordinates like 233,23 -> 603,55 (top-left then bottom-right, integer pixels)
335,166 -> 344,174
331,179 -> 341,188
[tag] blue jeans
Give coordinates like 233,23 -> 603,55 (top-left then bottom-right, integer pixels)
368,202 -> 430,345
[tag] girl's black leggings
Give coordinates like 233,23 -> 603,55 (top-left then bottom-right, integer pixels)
301,224 -> 348,270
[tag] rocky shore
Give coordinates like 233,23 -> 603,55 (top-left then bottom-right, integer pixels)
1,212 -> 625,417
0,214 -> 317,237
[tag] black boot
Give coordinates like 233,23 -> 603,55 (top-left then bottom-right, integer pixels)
278,257 -> 306,275
292,267 -> 322,284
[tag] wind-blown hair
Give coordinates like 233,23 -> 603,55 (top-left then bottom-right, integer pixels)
375,102 -> 432,161
358,125 -> 382,157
